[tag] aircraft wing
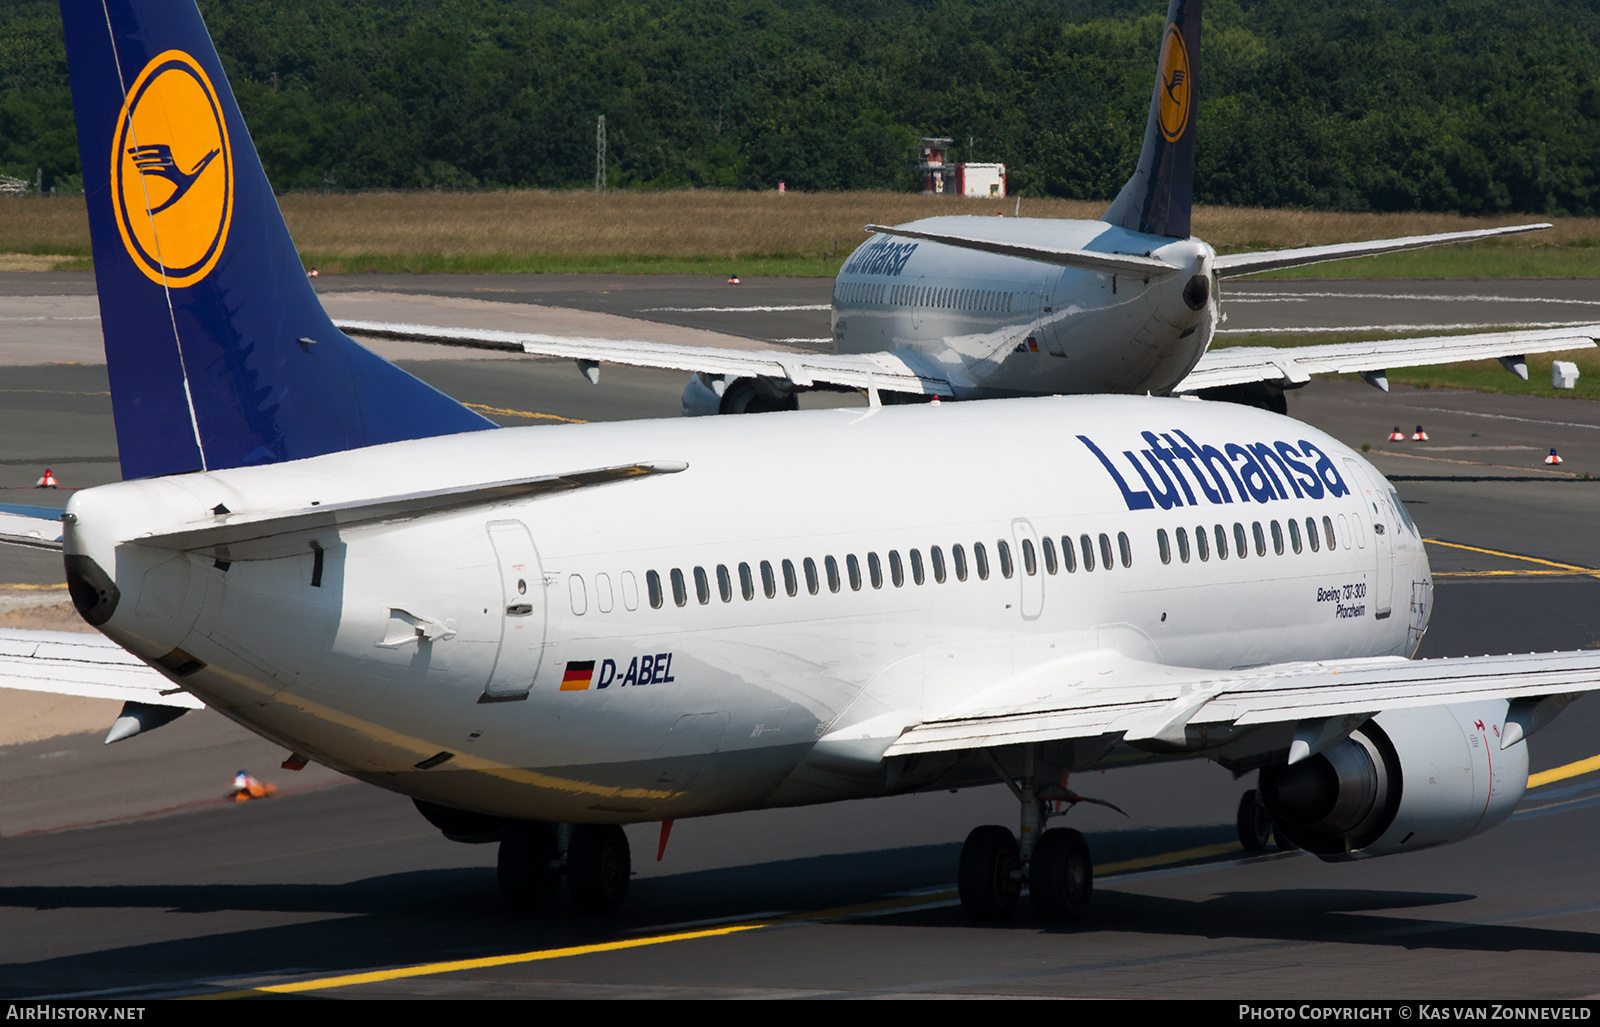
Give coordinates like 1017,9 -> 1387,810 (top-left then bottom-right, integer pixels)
883,648 -> 1600,757
335,321 -> 956,400
0,509 -> 64,551
1213,223 -> 1551,279
1175,324 -> 1600,393
0,628 -> 201,710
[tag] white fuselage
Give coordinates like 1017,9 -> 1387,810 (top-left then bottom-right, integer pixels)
67,395 -> 1427,824
833,217 -> 1218,399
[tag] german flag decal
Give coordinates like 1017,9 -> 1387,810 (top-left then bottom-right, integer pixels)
560,660 -> 596,691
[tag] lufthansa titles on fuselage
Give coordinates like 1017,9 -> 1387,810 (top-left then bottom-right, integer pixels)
840,237 -> 918,278
1078,431 -> 1350,513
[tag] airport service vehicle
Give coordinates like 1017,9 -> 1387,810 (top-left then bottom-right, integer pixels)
2,0 -> 1598,923
333,0 -> 1599,416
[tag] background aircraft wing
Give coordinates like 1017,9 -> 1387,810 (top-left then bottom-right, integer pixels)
0,628 -> 201,710
335,321 -> 956,399
1213,223 -> 1551,279
1175,324 -> 1600,393
883,648 -> 1600,757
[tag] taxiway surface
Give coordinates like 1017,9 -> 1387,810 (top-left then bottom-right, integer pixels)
2,273 -> 1599,999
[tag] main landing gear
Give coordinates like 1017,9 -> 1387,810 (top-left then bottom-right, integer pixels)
958,746 -> 1095,924
498,822 -> 632,912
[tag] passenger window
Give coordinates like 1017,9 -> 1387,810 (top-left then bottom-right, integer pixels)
621,570 -> 640,611
739,562 -> 755,601
953,544 -> 968,581
1157,529 -> 1171,565
760,560 -> 777,599
595,571 -> 614,613
846,554 -> 862,591
694,566 -> 710,605
1098,533 -> 1113,570
1061,536 -> 1076,573
569,574 -> 588,615
910,549 -> 925,585
1080,534 -> 1095,572
1289,518 -> 1303,553
1176,527 -> 1190,563
1271,521 -> 1284,556
782,559 -> 798,597
1215,524 -> 1229,560
826,555 -> 841,593
804,557 -> 819,595
868,552 -> 883,589
1325,516 -> 1338,550
931,545 -> 946,583
1195,526 -> 1210,562
975,542 -> 990,580
889,550 -> 904,587
997,540 -> 1013,578
1118,532 -> 1132,568
1041,536 -> 1058,574
717,564 -> 733,602
670,568 -> 688,607
1306,517 -> 1321,552
1233,523 -> 1248,558
646,570 -> 663,609
1021,538 -> 1037,576
1253,522 -> 1266,557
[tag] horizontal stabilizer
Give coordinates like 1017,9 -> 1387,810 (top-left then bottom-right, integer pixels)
885,648 -> 1600,757
1177,324 -> 1600,392
1214,223 -> 1552,279
0,628 -> 201,710
335,321 -> 957,398
130,461 -> 688,560
862,225 -> 1181,277
0,510 -> 63,551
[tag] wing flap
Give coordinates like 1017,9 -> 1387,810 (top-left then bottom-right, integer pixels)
1214,223 -> 1552,279
335,321 -> 956,398
884,649 -> 1600,757
1177,325 -> 1600,392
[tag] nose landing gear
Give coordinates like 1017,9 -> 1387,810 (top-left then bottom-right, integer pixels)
957,746 -> 1097,924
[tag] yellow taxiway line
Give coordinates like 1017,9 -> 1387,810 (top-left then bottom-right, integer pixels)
1424,539 -> 1600,578
1528,754 -> 1600,790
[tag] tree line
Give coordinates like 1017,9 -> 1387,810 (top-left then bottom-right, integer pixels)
3,0 -> 1598,215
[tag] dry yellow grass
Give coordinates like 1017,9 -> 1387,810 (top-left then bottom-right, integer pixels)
1,190 -> 1594,262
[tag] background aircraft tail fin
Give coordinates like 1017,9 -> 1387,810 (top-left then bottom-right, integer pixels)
60,0 -> 494,481
1101,0 -> 1201,240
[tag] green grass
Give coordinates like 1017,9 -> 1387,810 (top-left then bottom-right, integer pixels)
1248,242 -> 1600,279
299,252 -> 848,277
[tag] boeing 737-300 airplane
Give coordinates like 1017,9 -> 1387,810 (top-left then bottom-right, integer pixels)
335,0 -> 1599,417
4,0 -> 1600,924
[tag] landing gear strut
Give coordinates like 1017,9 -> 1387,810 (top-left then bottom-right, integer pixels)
497,821 -> 632,911
957,745 -> 1095,924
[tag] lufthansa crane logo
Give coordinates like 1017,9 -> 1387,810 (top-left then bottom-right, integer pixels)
1156,25 -> 1191,143
111,51 -> 233,288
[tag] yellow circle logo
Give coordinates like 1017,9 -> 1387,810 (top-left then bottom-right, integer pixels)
1156,26 -> 1191,143
111,51 -> 233,288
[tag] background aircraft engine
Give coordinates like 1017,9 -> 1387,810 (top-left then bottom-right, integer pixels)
1259,701 -> 1527,861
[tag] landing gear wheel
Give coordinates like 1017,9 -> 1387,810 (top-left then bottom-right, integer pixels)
958,825 -> 1021,921
1029,827 -> 1093,924
497,821 -> 560,910
1236,789 -> 1273,852
567,824 -> 631,911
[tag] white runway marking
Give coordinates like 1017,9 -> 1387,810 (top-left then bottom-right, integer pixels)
1216,319 -> 1600,335
1228,291 -> 1600,306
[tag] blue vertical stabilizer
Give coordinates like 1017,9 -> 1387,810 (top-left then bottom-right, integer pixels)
60,0 -> 495,481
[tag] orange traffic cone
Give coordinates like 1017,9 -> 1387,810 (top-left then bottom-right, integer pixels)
728,274 -> 741,285
1411,426 -> 1429,441
1388,427 -> 1406,441
1545,449 -> 1563,465
228,770 -> 277,802
34,469 -> 58,488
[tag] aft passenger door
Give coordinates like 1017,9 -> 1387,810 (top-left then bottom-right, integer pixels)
483,519 -> 547,701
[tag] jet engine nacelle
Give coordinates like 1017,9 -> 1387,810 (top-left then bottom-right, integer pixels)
1259,700 -> 1526,861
